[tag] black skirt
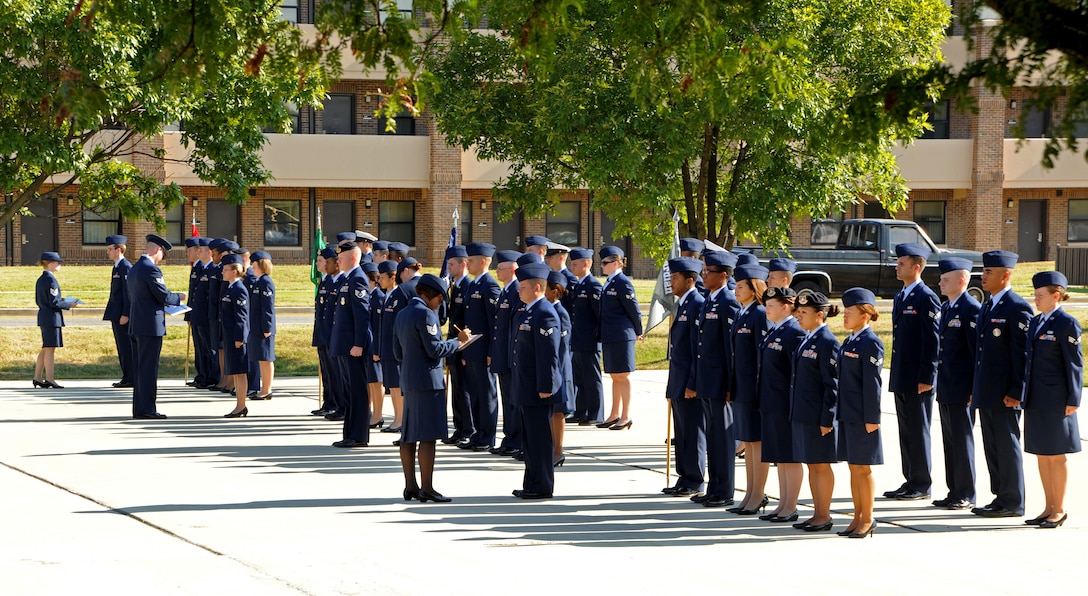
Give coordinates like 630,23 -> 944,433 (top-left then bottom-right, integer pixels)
791,421 -> 839,464
1025,408 -> 1082,455
761,412 -> 796,463
40,325 -> 63,348
733,404 -> 762,442
224,343 -> 248,376
837,421 -> 883,465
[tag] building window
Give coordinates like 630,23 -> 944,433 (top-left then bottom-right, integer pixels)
321,94 -> 354,135
913,201 -> 946,244
379,201 -> 414,245
82,206 -> 121,245
377,115 -> 416,135
1068,199 -> 1088,242
546,201 -> 580,246
281,1 -> 299,23
920,100 -> 950,139
264,200 -> 302,246
460,200 -> 473,244
810,211 -> 844,245
1013,102 -> 1050,138
164,202 -> 184,246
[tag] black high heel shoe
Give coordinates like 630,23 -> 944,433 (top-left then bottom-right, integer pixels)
596,418 -> 620,428
553,456 -> 566,468
32,379 -> 46,388
416,489 -> 451,503
43,380 -> 64,389
609,420 -> 633,430
403,487 -> 419,501
1038,513 -> 1068,529
848,522 -> 877,538
370,419 -> 385,429
224,407 -> 248,418
737,496 -> 770,515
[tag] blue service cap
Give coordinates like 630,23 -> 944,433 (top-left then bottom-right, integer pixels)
703,250 -> 738,269
667,257 -> 703,275
220,253 -> 242,266
362,262 -> 379,274
734,264 -> 769,282
417,273 -> 448,294
938,257 -> 973,274
336,232 -> 355,242
209,238 -> 227,251
982,250 -> 1018,268
372,240 -> 389,251
735,252 -> 760,267
516,262 -> 551,281
146,234 -> 173,251
337,241 -> 358,252
1033,271 -> 1069,289
445,245 -> 468,259
184,237 -> 200,248
796,291 -> 831,308
377,260 -> 398,274
895,242 -> 930,259
525,235 -> 550,248
196,237 -> 211,247
842,287 -> 877,308
221,240 -> 239,252
547,270 -> 568,286
397,257 -> 420,276
494,250 -> 521,264
762,286 -> 797,301
251,250 -> 271,261
679,238 -> 704,253
599,246 -> 625,260
319,246 -> 337,259
768,257 -> 797,273
466,242 -> 496,257
516,252 -> 544,266
105,235 -> 128,246
40,251 -> 63,263
388,242 -> 410,254
569,247 -> 593,261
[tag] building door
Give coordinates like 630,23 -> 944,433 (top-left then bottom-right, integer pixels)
1017,199 -> 1047,262
322,200 -> 354,246
206,199 -> 240,243
21,198 -> 56,264
492,207 -> 523,251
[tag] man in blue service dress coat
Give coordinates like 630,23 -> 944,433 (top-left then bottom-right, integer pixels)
971,250 -> 1032,518
103,234 -> 135,388
329,241 -> 372,448
127,234 -> 186,419
883,242 -> 941,501
933,257 -> 981,510
662,257 -> 708,497
686,250 -> 741,507
568,247 -> 605,425
461,242 -> 502,451
189,238 -> 217,389
489,250 -> 524,456
511,262 -> 563,499
445,245 -> 473,444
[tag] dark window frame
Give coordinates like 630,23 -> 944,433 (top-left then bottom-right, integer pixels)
1068,199 -> 1088,242
263,199 -> 303,247
459,200 -> 473,244
546,201 -> 581,246
920,99 -> 950,140
164,202 -> 184,246
913,201 -> 946,244
379,200 -> 415,246
81,206 -> 121,246
321,93 -> 355,135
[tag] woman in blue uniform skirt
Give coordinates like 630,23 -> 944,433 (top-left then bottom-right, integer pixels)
730,265 -> 770,514
393,274 -> 470,503
757,286 -> 806,522
34,252 -> 77,389
597,246 -> 642,430
547,271 -> 575,467
363,262 -> 386,428
1023,271 -> 1082,529
249,252 -> 276,399
837,288 -> 884,538
789,292 -> 841,532
220,255 -> 250,417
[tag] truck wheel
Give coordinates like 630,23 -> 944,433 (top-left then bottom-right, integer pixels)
967,286 -> 986,302
793,281 -> 823,297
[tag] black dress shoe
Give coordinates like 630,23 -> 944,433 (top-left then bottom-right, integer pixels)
769,512 -> 799,523
944,499 -> 975,510
32,379 -> 47,388
517,491 -> 553,500
251,393 -> 273,400
513,452 -> 526,461
112,382 -> 133,388
564,416 -> 583,424
673,487 -> 703,498
803,520 -> 834,532
416,489 -> 452,503
369,419 -> 385,429
758,512 -> 778,521
882,486 -> 908,499
185,380 -> 197,387
224,407 -> 248,418
579,420 -> 603,426
662,486 -> 679,495
325,412 -> 346,421
472,443 -> 492,452
403,487 -> 419,501
43,380 -> 64,389
500,447 -> 521,456
456,440 -> 475,450
133,413 -> 168,419
1024,514 -> 1049,526
332,439 -> 368,448
896,490 -> 931,501
690,493 -> 710,503
440,436 -> 460,445
311,408 -> 331,416
702,497 -> 734,508
380,425 -> 401,433
972,505 -> 1020,518
1038,513 -> 1068,529
932,497 -> 953,508
596,418 -> 620,428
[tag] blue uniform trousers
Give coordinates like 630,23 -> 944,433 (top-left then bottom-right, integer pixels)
112,321 -> 135,385
702,399 -> 735,500
894,389 -> 935,493
672,397 -> 707,491
448,358 -> 473,440
316,346 -> 336,411
497,372 -> 522,450
978,407 -> 1025,514
938,403 -> 976,502
341,355 -> 371,443
572,351 -> 604,422
191,324 -> 215,386
465,360 -> 498,447
520,403 -> 555,495
132,335 -> 163,417
247,348 -> 261,392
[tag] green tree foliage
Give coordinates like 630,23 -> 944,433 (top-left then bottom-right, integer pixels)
424,0 -> 948,260
0,0 -> 327,229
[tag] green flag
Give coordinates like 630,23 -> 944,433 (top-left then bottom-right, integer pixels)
311,208 -> 325,294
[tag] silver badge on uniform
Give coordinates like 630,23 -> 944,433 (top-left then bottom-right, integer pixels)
993,328 -> 1001,337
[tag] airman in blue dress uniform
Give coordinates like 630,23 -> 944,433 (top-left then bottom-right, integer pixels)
329,241 -> 372,448
362,261 -> 386,428
568,247 -> 605,425
545,242 -> 578,313
686,250 -> 740,507
312,246 -> 340,415
34,252 -> 77,389
203,239 -> 226,391
489,250 -> 524,456
183,237 -> 204,387
462,242 -> 501,451
219,253 -> 250,417
127,234 -> 185,419
511,262 -> 562,499
382,258 -> 422,431
103,235 -> 135,388
1022,271 -> 1082,528
933,257 -> 980,510
679,238 -> 706,295
729,263 -> 771,514
884,242 -> 941,501
598,245 -> 642,430
248,250 -> 276,400
662,257 -> 707,497
188,238 -> 217,389
766,258 -> 797,290
971,250 -> 1032,518
445,245 -> 473,445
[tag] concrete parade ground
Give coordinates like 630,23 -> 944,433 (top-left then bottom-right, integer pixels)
2,371 -> 1087,595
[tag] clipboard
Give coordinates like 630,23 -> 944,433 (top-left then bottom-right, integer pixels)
456,334 -> 483,351
165,304 -> 192,316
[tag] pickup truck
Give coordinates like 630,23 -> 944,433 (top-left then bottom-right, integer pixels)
747,219 -> 986,301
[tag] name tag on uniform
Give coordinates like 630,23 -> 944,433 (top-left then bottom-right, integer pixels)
1039,334 -> 1056,341
802,348 -> 817,359
767,343 -> 783,351
948,318 -> 961,328
519,323 -> 531,331
706,312 -> 719,320
606,289 -> 617,296
844,351 -> 859,359
991,318 -> 1006,324
902,308 -> 917,315
499,302 -> 510,309
737,327 -> 751,334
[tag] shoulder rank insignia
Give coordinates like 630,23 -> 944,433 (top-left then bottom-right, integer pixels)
426,324 -> 438,336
